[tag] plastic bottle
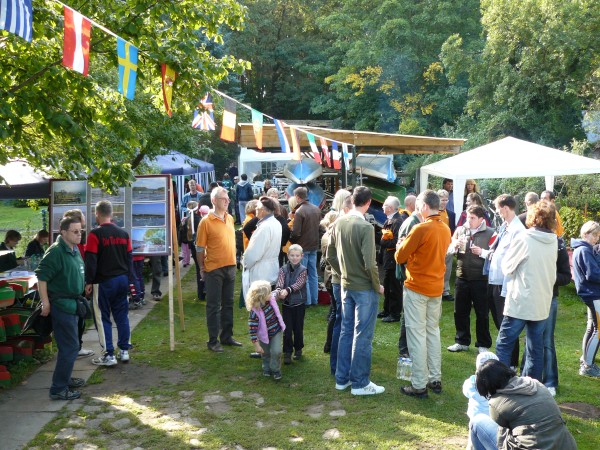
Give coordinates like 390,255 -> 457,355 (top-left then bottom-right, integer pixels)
396,358 -> 404,380
403,358 -> 412,381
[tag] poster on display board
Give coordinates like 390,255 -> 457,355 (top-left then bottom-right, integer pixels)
49,175 -> 171,256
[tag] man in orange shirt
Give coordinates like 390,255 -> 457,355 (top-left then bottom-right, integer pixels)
196,187 -> 241,352
395,190 -> 451,398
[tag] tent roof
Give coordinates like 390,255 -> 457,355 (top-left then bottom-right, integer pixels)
420,136 -> 600,180
237,124 -> 464,155
0,160 -> 50,199
152,151 -> 214,175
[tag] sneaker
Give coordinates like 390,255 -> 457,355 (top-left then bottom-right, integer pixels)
427,381 -> 442,394
400,385 -> 428,398
381,315 -> 400,323
579,363 -> 600,377
273,371 -> 282,381
50,389 -> 81,400
91,354 -> 117,366
442,294 -> 454,302
351,381 -> 385,396
547,387 -> 557,397
447,343 -> 469,352
77,348 -> 95,358
293,350 -> 302,360
283,353 -> 292,365
377,311 -> 387,318
68,377 -> 86,388
152,293 -> 162,301
335,381 -> 352,391
478,347 -> 490,354
250,352 -> 261,359
263,369 -> 272,377
118,350 -> 130,363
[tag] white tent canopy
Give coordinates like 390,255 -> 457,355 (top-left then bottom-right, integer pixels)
420,136 -> 600,218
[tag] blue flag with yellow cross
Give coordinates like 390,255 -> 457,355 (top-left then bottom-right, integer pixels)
117,37 -> 138,100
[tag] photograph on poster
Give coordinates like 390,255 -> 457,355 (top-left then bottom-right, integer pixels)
132,202 -> 165,227
51,205 -> 86,231
111,204 -> 125,228
132,178 -> 166,202
131,228 -> 167,254
91,187 -> 125,204
53,181 -> 87,205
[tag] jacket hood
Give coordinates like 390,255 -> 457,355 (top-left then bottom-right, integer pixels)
571,238 -> 590,250
237,180 -> 249,186
497,376 -> 538,396
527,228 -> 557,244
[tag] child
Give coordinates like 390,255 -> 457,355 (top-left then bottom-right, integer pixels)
246,280 -> 286,380
275,244 -> 307,365
463,351 -> 499,449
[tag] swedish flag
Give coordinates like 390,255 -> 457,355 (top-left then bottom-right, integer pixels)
117,37 -> 138,100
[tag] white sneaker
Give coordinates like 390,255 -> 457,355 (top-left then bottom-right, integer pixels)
547,387 -> 556,397
478,347 -> 489,354
335,381 -> 352,390
77,348 -> 95,358
351,381 -> 385,396
91,354 -> 117,366
447,343 -> 469,352
119,350 -> 130,363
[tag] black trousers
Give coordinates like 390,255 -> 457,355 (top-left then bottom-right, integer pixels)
454,278 -> 492,348
189,246 -> 205,300
282,303 -> 305,354
488,283 -> 519,367
382,265 -> 403,318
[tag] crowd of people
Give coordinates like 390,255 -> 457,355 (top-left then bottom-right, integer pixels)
5,168 -> 598,448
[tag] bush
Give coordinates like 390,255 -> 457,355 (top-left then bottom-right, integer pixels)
560,206 -> 588,244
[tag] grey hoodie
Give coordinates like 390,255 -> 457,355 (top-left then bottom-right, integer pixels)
502,228 -> 557,320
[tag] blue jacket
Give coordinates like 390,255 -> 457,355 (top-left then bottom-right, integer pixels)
571,238 -> 600,302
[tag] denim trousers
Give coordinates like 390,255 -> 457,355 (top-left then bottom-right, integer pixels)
50,305 -> 80,395
470,414 -> 498,450
330,283 -> 342,375
94,274 -> 130,355
403,287 -> 442,389
496,315 -> 546,380
132,259 -> 145,299
301,250 -> 318,305
582,299 -> 600,366
335,288 -> 378,389
238,201 -> 248,223
204,265 -> 236,345
488,284 -> 519,367
260,331 -> 283,374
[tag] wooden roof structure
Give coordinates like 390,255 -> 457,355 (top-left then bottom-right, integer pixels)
236,123 -> 465,155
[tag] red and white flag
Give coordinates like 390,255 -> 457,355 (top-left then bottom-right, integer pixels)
62,7 -> 91,76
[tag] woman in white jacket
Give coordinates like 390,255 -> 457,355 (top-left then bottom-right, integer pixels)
242,196 -> 282,297
495,200 -> 557,381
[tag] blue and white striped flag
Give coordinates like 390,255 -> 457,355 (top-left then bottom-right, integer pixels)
0,0 -> 33,42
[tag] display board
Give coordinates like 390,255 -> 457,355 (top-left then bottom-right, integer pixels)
49,175 -> 171,256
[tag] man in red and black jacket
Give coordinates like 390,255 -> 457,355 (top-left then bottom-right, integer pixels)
84,200 -> 133,367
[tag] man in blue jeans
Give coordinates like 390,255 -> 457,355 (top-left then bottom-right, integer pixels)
326,186 -> 385,396
290,186 -> 321,306
37,216 -> 86,400
85,200 -> 133,366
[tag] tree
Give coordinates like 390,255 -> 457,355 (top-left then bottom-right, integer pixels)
441,0 -> 600,148
1,0 -> 249,191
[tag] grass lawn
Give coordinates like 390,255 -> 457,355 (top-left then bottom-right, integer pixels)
27,267 -> 600,449
0,202 -> 47,255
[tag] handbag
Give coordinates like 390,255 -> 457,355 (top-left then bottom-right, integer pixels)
21,303 -> 53,337
76,295 -> 92,319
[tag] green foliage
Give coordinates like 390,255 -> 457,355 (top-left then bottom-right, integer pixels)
0,0 -> 249,192
560,206 -> 588,244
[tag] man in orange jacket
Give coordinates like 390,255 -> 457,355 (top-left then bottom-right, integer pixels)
395,189 -> 451,398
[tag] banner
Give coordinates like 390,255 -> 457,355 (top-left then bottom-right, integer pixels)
62,7 -> 91,76
220,97 -> 236,142
251,108 -> 263,150
161,64 -> 176,116
117,37 -> 138,100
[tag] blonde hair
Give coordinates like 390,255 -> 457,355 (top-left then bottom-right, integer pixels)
288,196 -> 298,211
580,221 -> 600,239
245,280 -> 272,311
246,200 -> 258,214
331,189 -> 351,212
288,244 -> 303,255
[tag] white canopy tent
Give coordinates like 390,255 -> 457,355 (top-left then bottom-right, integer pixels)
420,136 -> 600,219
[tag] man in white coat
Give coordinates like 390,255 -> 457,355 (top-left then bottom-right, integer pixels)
242,196 -> 282,296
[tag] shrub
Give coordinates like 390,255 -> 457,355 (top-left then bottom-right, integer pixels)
560,206 -> 588,244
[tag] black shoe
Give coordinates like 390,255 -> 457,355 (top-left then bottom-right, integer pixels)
381,315 -> 400,323
283,353 -> 292,365
398,352 -> 410,359
250,352 -> 261,359
221,338 -> 243,347
207,342 -> 224,353
293,350 -> 302,360
400,385 -> 428,398
442,294 -> 454,302
377,311 -> 387,318
50,389 -> 81,400
323,342 -> 331,353
427,381 -> 442,394
68,377 -> 86,389
273,371 -> 282,381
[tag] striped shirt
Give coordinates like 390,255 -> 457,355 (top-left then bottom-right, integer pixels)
248,302 -> 283,343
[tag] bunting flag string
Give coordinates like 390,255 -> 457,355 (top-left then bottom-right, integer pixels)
331,142 -> 341,170
117,37 -> 138,100
161,64 -> 176,116
320,137 -> 331,168
1,0 -> 33,42
274,119 -> 291,153
342,143 -> 350,170
251,108 -> 263,150
192,93 -> 215,130
220,97 -> 237,142
307,133 -> 322,164
289,126 -> 302,161
62,6 -> 91,75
